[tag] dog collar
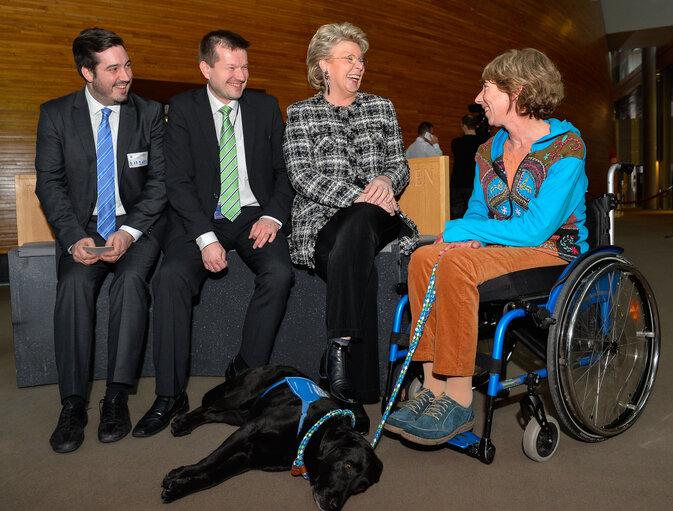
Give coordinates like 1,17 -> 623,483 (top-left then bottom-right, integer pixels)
291,409 -> 356,480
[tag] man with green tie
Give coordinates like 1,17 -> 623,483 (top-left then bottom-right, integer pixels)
133,30 -> 294,437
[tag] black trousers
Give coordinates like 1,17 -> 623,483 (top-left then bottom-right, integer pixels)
54,216 -> 160,401
313,203 -> 401,402
151,207 -> 294,396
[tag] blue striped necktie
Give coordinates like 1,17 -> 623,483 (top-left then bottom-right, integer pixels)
96,107 -> 116,239
214,105 -> 241,221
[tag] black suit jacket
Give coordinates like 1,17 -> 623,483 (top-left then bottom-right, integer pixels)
35,89 -> 166,252
163,87 -> 293,242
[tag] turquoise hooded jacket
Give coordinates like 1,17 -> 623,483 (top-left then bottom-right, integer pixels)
443,119 -> 589,259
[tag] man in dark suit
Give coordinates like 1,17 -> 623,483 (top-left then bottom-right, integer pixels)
132,30 -> 294,437
450,114 -> 481,219
35,28 -> 166,453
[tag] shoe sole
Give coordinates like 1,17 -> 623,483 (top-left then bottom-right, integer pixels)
51,442 -> 83,454
383,422 -> 409,436
50,416 -> 88,454
132,402 -> 190,438
98,423 -> 131,443
50,431 -> 86,454
400,419 -> 475,446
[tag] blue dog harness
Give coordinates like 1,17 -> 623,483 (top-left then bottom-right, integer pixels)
261,377 -> 329,435
260,377 -> 356,480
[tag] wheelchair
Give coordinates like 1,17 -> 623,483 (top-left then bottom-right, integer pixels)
382,163 -> 660,463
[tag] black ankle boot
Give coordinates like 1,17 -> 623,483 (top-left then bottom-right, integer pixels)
225,354 -> 248,382
323,339 -> 358,404
319,349 -> 328,382
345,401 -> 370,435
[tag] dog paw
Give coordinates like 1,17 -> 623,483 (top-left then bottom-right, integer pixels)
161,468 -> 189,502
170,415 -> 191,437
162,483 -> 186,503
162,466 -> 185,487
161,486 -> 179,503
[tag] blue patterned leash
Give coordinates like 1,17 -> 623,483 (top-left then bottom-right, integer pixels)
371,264 -> 438,449
291,409 -> 356,480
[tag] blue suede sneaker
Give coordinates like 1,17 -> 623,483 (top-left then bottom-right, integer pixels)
401,393 -> 474,445
384,388 -> 435,435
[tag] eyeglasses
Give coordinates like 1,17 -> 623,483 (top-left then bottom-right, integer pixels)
329,55 -> 367,66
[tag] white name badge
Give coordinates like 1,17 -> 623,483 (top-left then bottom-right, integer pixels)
127,152 -> 148,168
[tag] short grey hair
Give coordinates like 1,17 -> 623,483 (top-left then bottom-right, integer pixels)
306,22 -> 369,90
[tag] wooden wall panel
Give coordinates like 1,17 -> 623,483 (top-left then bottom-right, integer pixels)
0,0 -> 613,252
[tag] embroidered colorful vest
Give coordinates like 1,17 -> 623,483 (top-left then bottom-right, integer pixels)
475,132 -> 585,260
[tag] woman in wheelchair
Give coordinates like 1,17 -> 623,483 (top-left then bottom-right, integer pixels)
385,48 -> 589,445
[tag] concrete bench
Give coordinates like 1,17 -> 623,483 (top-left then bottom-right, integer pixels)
9,241 -> 407,392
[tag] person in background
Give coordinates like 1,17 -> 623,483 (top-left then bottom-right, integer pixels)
406,121 -> 443,159
449,114 -> 481,219
35,28 -> 166,453
385,48 -> 588,445
283,22 -> 419,434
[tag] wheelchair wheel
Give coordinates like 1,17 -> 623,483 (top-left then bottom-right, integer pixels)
522,416 -> 560,462
547,253 -> 660,442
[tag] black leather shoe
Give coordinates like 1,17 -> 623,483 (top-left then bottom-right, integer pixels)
49,400 -> 88,453
323,339 -> 358,404
224,354 -> 249,382
132,391 -> 189,438
344,400 -> 370,435
98,392 -> 131,443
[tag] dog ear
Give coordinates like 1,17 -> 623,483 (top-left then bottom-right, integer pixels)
362,448 -> 383,484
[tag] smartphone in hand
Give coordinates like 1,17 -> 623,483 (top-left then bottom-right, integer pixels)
83,246 -> 114,255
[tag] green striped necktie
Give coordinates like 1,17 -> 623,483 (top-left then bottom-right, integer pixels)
215,104 -> 241,221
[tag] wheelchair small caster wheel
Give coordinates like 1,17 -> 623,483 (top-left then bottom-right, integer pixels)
523,416 -> 560,462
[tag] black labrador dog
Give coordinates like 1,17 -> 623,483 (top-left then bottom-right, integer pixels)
162,365 -> 383,510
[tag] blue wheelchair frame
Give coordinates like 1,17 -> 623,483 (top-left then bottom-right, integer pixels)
388,245 -> 625,463
383,163 -> 659,463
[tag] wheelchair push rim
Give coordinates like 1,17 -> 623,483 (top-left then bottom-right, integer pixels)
547,253 -> 660,442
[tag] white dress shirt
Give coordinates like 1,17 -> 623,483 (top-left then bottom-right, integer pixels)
405,136 -> 443,159
196,85 -> 280,251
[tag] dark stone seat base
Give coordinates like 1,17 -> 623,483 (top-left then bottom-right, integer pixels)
9,241 -> 406,392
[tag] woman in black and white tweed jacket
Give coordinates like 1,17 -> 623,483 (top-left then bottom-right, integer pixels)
283,22 -> 419,433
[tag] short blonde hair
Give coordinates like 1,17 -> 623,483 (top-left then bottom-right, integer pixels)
482,48 -> 564,120
306,22 -> 369,90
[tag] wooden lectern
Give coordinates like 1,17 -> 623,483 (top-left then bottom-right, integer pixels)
398,156 -> 450,235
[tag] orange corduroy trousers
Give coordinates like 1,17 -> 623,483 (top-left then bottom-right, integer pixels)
408,244 -> 567,376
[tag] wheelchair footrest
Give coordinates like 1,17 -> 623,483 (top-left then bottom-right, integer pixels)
448,431 -> 496,464
447,431 -> 481,449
